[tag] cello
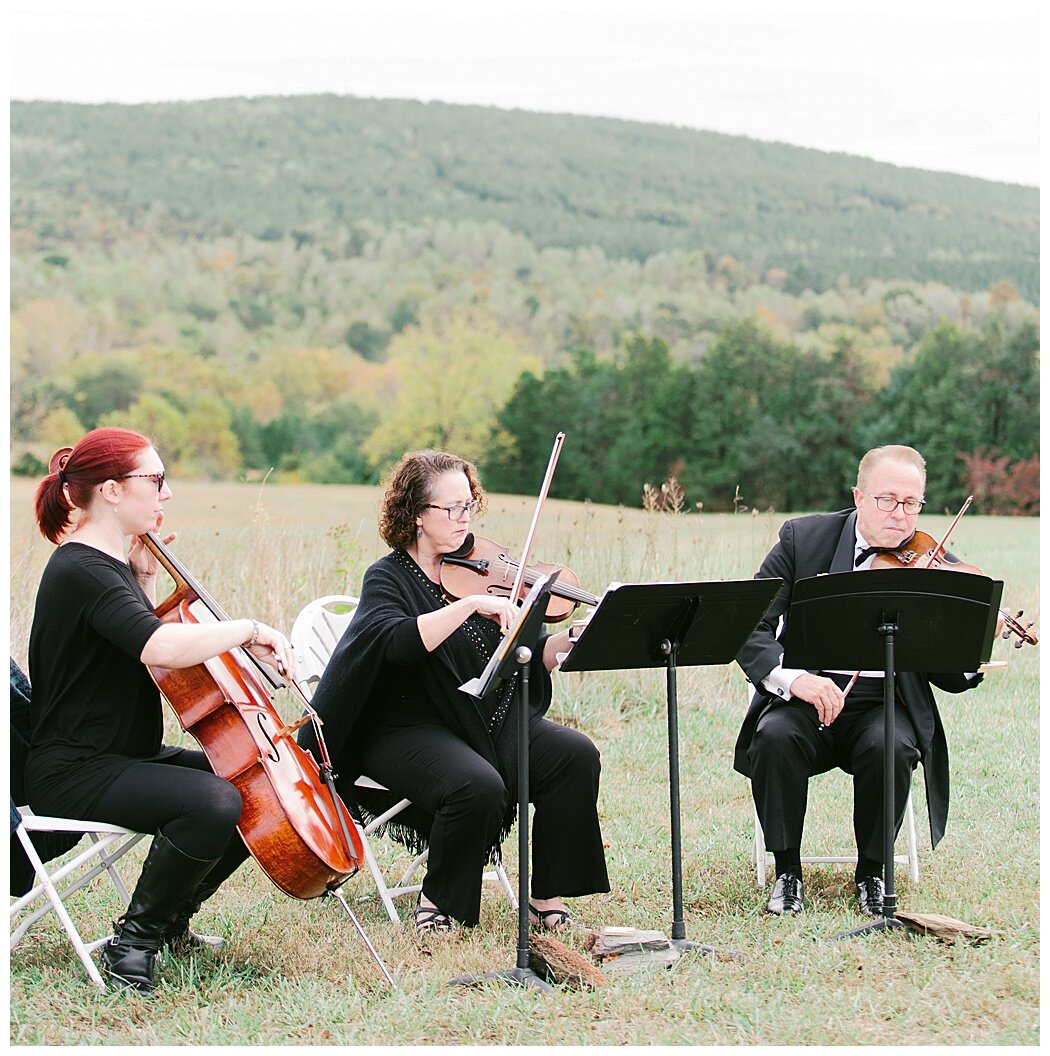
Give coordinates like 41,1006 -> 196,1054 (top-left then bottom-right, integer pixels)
141,531 -> 394,985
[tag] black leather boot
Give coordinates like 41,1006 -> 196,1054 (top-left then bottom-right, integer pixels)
162,837 -> 249,955
101,831 -> 219,993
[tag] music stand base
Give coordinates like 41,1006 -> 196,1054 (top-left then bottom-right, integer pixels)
670,937 -> 747,963
447,966 -> 554,992
830,915 -> 908,942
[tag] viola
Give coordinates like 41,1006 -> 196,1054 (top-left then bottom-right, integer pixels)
871,528 -> 1038,649
440,532 -> 598,622
141,531 -> 365,899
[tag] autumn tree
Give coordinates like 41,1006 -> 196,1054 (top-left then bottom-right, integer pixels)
100,394 -> 189,465
362,307 -> 539,468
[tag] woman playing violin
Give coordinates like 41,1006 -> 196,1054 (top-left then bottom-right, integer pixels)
26,427 -> 295,992
299,449 -> 610,934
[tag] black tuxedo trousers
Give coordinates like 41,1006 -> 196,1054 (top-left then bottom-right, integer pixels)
748,676 -> 921,860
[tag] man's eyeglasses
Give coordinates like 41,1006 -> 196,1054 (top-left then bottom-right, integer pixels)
120,472 -> 166,493
868,494 -> 924,514
423,499 -> 480,520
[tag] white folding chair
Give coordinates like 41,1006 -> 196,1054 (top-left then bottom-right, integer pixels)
751,793 -> 920,887
10,806 -> 148,988
745,682 -> 921,887
290,595 -> 517,923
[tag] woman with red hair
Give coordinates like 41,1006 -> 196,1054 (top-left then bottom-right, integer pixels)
26,427 -> 295,993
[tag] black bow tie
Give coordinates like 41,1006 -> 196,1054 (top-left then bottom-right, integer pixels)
855,545 -> 890,567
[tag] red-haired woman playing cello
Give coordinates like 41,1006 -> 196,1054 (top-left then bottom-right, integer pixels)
26,427 -> 295,993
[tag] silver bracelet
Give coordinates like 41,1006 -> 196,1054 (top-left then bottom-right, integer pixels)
244,620 -> 260,649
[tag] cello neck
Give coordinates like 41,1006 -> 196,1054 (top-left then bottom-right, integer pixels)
141,530 -> 285,692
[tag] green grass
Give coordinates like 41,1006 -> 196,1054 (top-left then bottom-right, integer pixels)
8,479 -> 1039,1044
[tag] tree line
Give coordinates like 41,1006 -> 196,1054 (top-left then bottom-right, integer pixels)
483,319 -> 1039,514
10,98 -> 1039,513
13,313 -> 1038,516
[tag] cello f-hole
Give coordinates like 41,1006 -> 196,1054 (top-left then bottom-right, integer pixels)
258,711 -> 281,763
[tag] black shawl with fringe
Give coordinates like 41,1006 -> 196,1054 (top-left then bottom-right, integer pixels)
298,550 -> 553,852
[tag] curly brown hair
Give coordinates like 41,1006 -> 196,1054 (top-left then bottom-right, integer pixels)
378,450 -> 487,549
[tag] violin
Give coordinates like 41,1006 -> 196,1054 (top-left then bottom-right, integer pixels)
440,532 -> 598,622
141,531 -> 365,898
871,529 -> 982,574
870,525 -> 1038,649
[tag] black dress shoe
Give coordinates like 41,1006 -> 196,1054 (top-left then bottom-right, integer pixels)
766,872 -> 804,915
855,875 -> 885,917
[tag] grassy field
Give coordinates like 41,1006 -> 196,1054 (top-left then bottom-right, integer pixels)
8,479 -> 1040,1045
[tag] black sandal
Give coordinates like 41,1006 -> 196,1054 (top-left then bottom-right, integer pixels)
528,902 -> 574,932
415,897 -> 454,935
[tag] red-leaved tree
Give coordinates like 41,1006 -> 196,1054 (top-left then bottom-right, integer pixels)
959,449 -> 1040,516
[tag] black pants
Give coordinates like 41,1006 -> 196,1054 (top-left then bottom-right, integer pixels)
361,719 -> 611,926
747,678 -> 920,863
90,748 -> 245,864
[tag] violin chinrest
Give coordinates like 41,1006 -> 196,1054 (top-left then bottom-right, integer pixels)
447,533 -> 475,559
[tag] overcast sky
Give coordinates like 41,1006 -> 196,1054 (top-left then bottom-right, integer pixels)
7,2 -> 1042,187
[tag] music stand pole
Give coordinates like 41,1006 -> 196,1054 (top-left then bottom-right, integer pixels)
660,635 -> 730,958
448,579 -> 557,992
662,638 -> 686,942
507,646 -> 551,986
560,578 -> 782,960
830,619 -> 906,940
778,567 -> 1002,943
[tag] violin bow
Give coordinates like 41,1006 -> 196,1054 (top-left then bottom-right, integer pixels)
918,494 -> 974,568
918,495 -> 1036,647
508,431 -> 565,607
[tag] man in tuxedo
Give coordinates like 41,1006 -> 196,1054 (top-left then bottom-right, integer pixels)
734,445 -> 984,917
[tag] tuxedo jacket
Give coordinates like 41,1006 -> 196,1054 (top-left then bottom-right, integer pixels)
734,508 -> 982,848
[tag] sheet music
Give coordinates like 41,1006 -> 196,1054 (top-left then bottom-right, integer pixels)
459,570 -> 559,699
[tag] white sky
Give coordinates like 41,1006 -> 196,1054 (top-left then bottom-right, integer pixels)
6,1 -> 1043,186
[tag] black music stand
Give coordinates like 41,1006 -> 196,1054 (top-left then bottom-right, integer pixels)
781,568 -> 1001,941
448,571 -> 560,992
561,578 -> 782,956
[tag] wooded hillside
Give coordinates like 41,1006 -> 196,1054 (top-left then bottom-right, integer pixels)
12,95 -> 1038,298
10,95 -> 1039,512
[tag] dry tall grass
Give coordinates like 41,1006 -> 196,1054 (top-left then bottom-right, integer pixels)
9,479 -> 1040,1045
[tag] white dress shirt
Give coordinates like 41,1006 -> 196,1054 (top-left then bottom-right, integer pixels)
760,528 -> 883,700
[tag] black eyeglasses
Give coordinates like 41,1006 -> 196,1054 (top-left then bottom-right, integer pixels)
422,499 -> 480,520
119,472 -> 166,492
868,494 -> 924,514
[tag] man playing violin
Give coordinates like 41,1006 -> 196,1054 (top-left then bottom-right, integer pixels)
734,444 -> 985,917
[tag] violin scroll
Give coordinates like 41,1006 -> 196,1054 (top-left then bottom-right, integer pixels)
1000,609 -> 1038,649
